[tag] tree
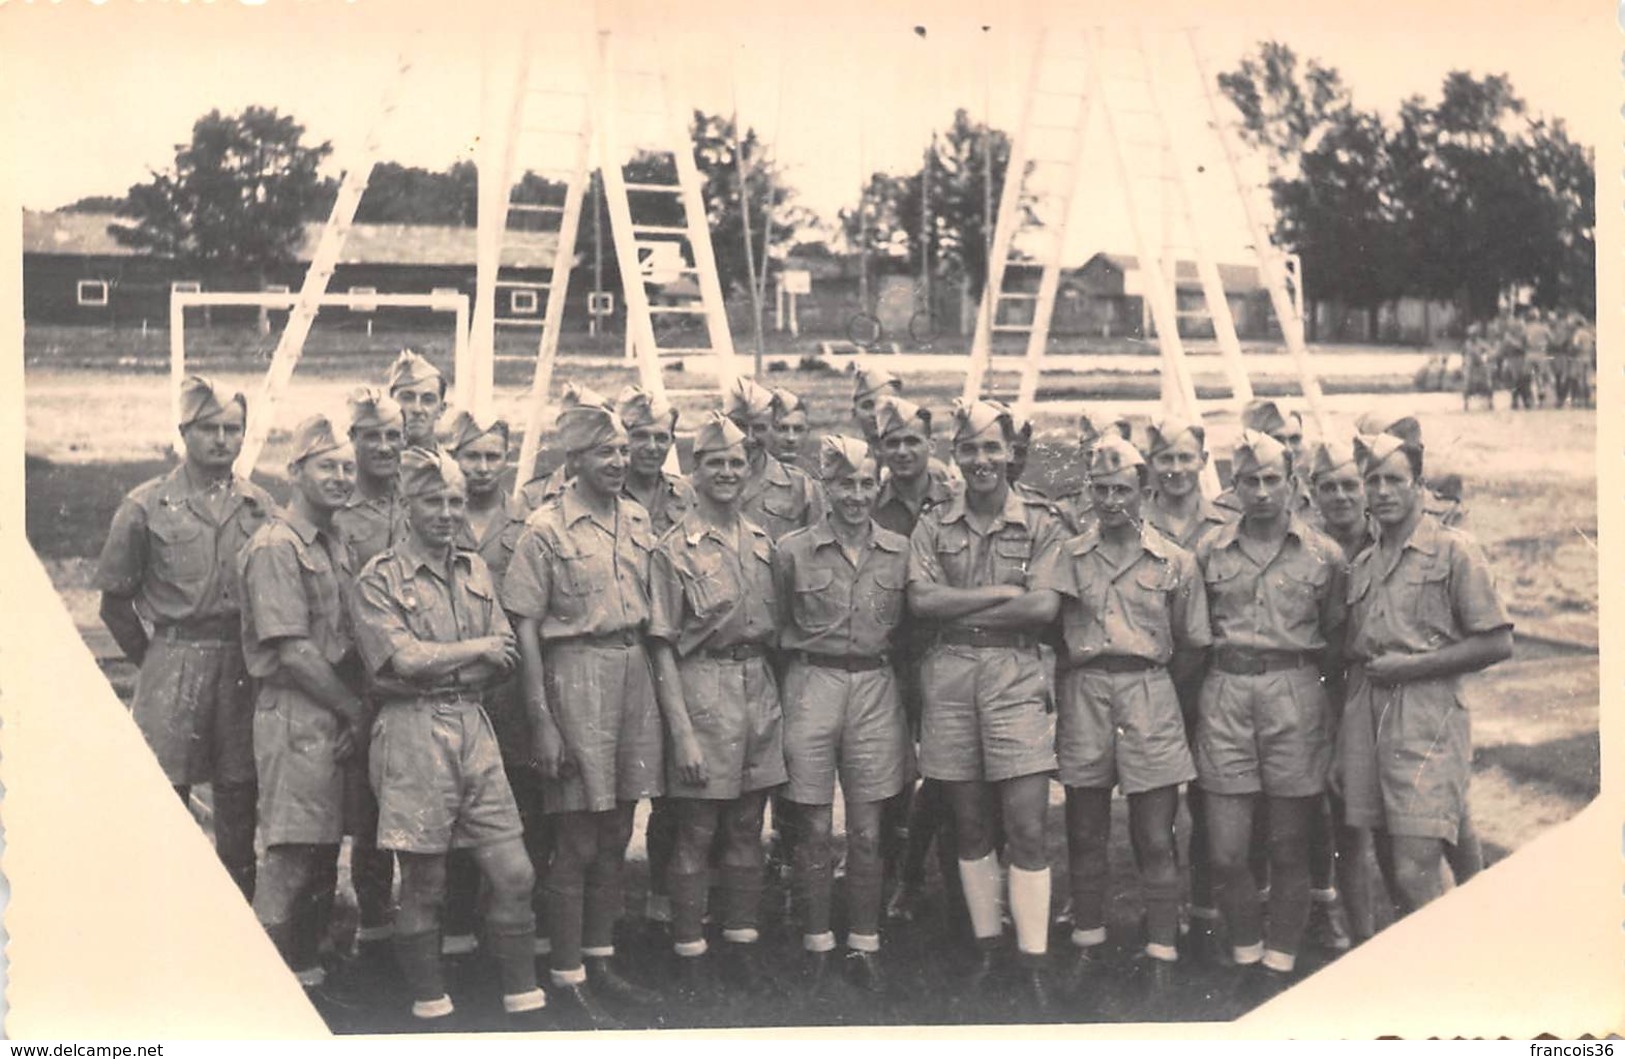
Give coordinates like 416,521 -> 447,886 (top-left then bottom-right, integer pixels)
61,194 -> 131,214
354,160 -> 478,226
111,106 -> 333,334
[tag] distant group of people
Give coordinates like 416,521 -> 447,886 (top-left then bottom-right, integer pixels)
1461,305 -> 1595,410
94,350 -> 1514,1029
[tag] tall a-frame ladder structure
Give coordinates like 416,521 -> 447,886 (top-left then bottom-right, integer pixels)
472,22 -> 741,488
966,25 -> 1326,469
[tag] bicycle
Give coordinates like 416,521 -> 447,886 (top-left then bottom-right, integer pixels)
844,302 -> 939,352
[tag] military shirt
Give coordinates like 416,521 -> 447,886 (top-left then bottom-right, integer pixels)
502,485 -> 656,641
873,464 -> 958,538
519,465 -> 570,515
907,488 -> 1067,626
1035,523 -> 1211,666
623,472 -> 695,538
1213,478 -> 1314,521
238,508 -> 355,681
1344,513 -> 1511,664
456,494 -> 532,588
772,520 -> 910,658
1053,488 -> 1097,537
648,512 -> 778,659
1144,492 -> 1230,552
350,537 -> 513,700
739,455 -> 826,542
94,464 -> 274,625
1194,515 -> 1347,654
332,487 -> 409,569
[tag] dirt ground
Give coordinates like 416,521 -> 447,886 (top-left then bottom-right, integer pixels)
22,360 -> 1598,1031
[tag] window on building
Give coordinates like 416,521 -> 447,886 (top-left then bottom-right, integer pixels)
171,280 -> 202,294
77,280 -> 109,307
511,288 -> 540,315
263,283 -> 291,294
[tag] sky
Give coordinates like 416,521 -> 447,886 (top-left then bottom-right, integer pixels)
1,0 -> 1611,264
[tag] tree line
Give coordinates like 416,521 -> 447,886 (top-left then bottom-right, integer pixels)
70,42 -> 1593,331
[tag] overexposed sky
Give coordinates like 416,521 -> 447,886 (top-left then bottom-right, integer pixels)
2,0 -> 1610,262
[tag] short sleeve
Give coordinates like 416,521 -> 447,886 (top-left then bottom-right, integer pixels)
1170,549 -> 1213,651
770,542 -> 796,629
349,567 -> 418,678
907,519 -> 943,586
242,537 -> 311,642
1024,512 -> 1067,592
501,527 -> 555,621
1318,548 -> 1350,646
647,545 -> 687,645
805,478 -> 828,526
1030,539 -> 1076,599
1449,537 -> 1512,635
94,498 -> 149,596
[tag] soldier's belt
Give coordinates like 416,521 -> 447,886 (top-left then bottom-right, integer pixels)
701,642 -> 769,662
549,628 -> 642,649
1074,655 -> 1161,674
937,628 -> 1038,650
155,617 -> 242,643
384,689 -> 485,707
795,651 -> 890,673
1211,648 -> 1317,676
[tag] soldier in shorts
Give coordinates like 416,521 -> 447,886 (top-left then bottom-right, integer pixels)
647,413 -> 788,997
96,375 -> 273,899
729,377 -> 826,542
518,384 -> 614,513
770,386 -> 812,469
1040,436 -> 1210,1007
332,388 -> 410,956
1216,401 -> 1313,518
852,365 -> 904,459
348,448 -> 545,1026
505,401 -> 666,1026
239,415 -> 362,988
907,399 -> 1066,1009
774,436 -> 914,994
1141,417 -> 1228,552
1193,431 -> 1346,996
1338,433 -> 1512,918
1052,411 -> 1108,536
612,385 -> 695,933
387,350 -> 447,451
440,410 -> 551,960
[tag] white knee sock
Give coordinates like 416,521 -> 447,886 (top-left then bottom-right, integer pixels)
958,854 -> 1003,939
1008,865 -> 1051,956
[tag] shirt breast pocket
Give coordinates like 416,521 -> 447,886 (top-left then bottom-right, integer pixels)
1404,561 -> 1456,638
683,556 -> 734,619
1130,563 -> 1177,626
150,513 -> 211,582
556,544 -> 606,598
296,549 -> 347,662
1274,562 -> 1328,618
760,494 -> 802,534
869,567 -> 906,627
992,536 -> 1032,587
793,567 -> 840,631
936,535 -> 972,586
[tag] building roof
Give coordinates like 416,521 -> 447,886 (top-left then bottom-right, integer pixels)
1084,251 -> 1264,293
21,210 -> 559,267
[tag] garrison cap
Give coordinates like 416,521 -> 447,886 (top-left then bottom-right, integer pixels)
555,404 -> 624,455
289,413 -> 347,465
1354,411 -> 1424,448
386,349 -> 444,394
1230,429 -> 1289,476
771,387 -> 806,416
1146,415 -> 1205,456
726,377 -> 777,424
346,386 -> 404,432
1240,398 -> 1288,437
818,435 -> 875,481
1087,434 -> 1146,478
950,398 -> 1012,443
1077,409 -> 1107,444
614,385 -> 677,431
561,381 -> 614,411
1353,432 -> 1415,475
853,365 -> 903,402
1309,440 -> 1358,481
398,446 -> 466,497
693,411 -> 748,456
178,375 -> 245,427
875,394 -> 931,437
440,409 -> 510,453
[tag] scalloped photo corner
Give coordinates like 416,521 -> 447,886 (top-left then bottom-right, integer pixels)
1,0 -> 1620,1041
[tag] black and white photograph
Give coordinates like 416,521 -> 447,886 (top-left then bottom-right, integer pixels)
2,0 -> 1617,1040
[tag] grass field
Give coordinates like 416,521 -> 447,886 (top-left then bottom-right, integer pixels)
21,343 -> 1598,1031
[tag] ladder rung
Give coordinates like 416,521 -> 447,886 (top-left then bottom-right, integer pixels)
648,305 -> 708,314
656,348 -> 718,356
494,319 -> 548,328
998,292 -> 1041,300
992,324 -> 1034,333
631,224 -> 690,236
508,202 -> 566,214
624,183 -> 684,194
496,281 -> 552,290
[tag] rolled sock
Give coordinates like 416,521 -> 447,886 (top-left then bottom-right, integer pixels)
503,988 -> 547,1014
958,854 -> 1003,940
1232,941 -> 1264,966
412,995 -> 454,1020
1145,942 -> 1179,963
674,939 -> 708,957
846,932 -> 881,954
803,931 -> 837,953
1311,887 -> 1338,904
1007,865 -> 1051,956
1262,949 -> 1297,973
1071,926 -> 1107,948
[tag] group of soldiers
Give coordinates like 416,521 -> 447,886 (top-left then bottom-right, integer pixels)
1460,305 -> 1595,409
95,350 -> 1513,1029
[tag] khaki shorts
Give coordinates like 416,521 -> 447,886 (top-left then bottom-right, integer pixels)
369,696 -> 524,854
1057,666 -> 1195,794
1195,664 -> 1330,798
918,645 -> 1056,783
1338,667 -> 1470,842
781,661 -> 913,805
541,640 -> 665,814
254,684 -> 346,846
669,654 -> 786,801
131,632 -> 255,786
